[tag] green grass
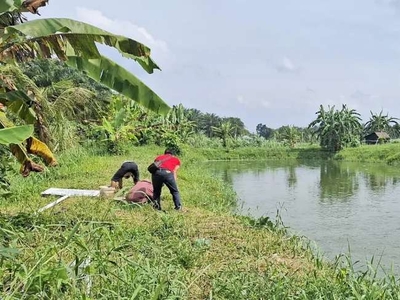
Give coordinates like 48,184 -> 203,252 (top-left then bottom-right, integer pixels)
1,145 -> 400,299
195,144 -> 332,161
335,143 -> 400,165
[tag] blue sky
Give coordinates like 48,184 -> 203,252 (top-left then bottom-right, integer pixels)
32,0 -> 400,131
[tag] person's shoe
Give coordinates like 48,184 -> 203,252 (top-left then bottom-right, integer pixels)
153,201 -> 162,211
174,206 -> 187,212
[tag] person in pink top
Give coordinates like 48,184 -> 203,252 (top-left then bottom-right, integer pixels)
151,148 -> 182,211
125,180 -> 153,203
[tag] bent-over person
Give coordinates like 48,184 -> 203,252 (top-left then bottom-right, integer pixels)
151,149 -> 182,211
110,161 -> 139,190
125,180 -> 153,203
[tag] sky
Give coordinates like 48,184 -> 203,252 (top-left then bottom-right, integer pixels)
29,0 -> 400,132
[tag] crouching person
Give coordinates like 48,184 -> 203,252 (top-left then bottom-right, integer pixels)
125,180 -> 154,203
110,161 -> 139,190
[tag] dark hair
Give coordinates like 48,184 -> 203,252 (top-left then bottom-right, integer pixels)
164,148 -> 175,155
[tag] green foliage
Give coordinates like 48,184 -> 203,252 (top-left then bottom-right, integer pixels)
94,108 -> 137,153
0,145 -> 12,196
159,131 -> 182,155
22,59 -> 111,102
0,124 -> 33,145
212,120 -> 235,148
276,125 -> 300,148
309,104 -> 362,152
185,133 -> 223,148
0,1 -> 171,178
335,143 -> 400,165
256,123 -> 274,139
365,110 -> 399,135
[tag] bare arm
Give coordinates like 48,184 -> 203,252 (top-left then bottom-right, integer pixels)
132,167 -> 140,184
173,165 -> 180,181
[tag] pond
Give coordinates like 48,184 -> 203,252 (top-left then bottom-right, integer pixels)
209,160 -> 400,273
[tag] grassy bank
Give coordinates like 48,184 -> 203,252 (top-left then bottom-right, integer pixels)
1,146 -> 400,299
194,144 -> 332,161
195,142 -> 400,165
335,143 -> 400,165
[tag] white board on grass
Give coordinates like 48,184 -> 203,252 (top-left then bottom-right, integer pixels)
38,188 -> 100,213
41,188 -> 100,197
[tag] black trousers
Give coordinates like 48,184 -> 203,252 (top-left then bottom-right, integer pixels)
151,169 -> 181,209
111,161 -> 139,182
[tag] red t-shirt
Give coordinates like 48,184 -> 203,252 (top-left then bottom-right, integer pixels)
155,154 -> 181,172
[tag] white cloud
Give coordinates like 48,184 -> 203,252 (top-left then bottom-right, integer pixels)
261,100 -> 271,108
236,95 -> 271,109
75,7 -> 168,53
276,56 -> 300,73
237,95 -> 246,104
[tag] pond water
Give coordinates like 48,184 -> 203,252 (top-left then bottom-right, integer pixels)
210,160 -> 400,273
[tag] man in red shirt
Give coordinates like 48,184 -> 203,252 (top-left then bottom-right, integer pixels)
151,149 -> 182,211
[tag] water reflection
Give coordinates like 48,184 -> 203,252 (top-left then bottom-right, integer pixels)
287,165 -> 297,188
208,159 -> 400,273
209,160 -> 400,203
319,162 -> 359,203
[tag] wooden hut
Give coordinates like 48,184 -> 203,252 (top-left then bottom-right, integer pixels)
364,131 -> 390,144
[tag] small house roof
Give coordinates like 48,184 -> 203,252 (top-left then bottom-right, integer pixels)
365,131 -> 390,139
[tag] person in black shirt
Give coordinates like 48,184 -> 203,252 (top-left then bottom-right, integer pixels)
110,161 -> 139,189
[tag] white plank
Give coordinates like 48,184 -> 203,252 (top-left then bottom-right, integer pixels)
38,195 -> 70,212
41,188 -> 100,197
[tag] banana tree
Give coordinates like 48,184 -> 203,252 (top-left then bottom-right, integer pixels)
0,0 -> 170,176
364,110 -> 399,135
212,121 -> 235,148
309,105 -> 362,151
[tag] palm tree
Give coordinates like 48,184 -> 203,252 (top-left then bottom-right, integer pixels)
364,110 -> 399,135
0,0 -> 170,175
222,117 -> 246,138
200,113 -> 221,137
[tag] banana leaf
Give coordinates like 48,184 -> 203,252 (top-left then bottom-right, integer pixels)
0,111 -> 56,176
66,56 -> 170,115
0,0 -> 24,14
26,136 -> 57,166
0,90 -> 36,123
0,124 -> 32,144
2,18 -> 160,74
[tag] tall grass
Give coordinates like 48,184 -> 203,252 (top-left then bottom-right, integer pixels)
2,146 -> 400,298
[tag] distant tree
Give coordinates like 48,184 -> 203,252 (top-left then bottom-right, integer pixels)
200,113 -> 221,137
256,123 -> 274,139
22,59 -> 112,105
390,124 -> 400,139
278,126 -> 300,148
212,121 -> 235,147
309,105 -> 362,151
364,110 -> 399,135
222,117 -> 246,138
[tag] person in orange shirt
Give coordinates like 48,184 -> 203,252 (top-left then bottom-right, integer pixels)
150,149 -> 182,211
